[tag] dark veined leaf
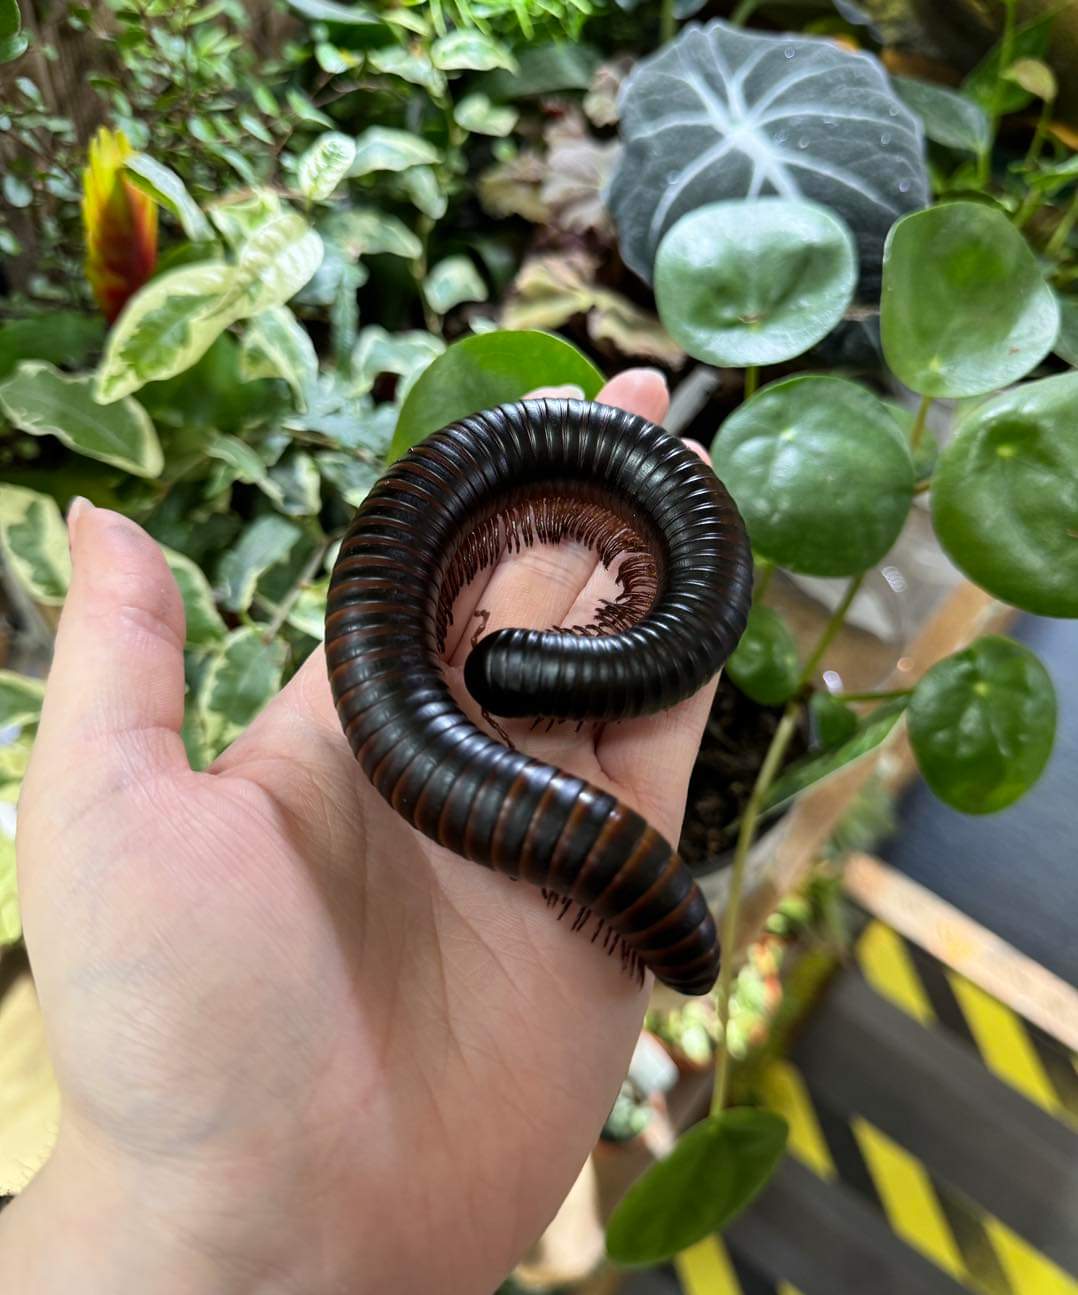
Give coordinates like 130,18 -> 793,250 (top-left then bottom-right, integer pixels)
608,20 -> 928,285
726,606 -> 800,706
606,1109 -> 788,1265
655,198 -> 855,367
931,372 -> 1078,618
881,203 -> 1059,398
908,637 -> 1056,814
391,330 -> 603,459
711,376 -> 913,578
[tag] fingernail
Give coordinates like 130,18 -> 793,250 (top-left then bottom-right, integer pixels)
637,367 -> 667,385
67,496 -> 93,546
525,384 -> 586,401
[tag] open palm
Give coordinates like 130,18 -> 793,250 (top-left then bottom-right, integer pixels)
10,370 -> 719,1294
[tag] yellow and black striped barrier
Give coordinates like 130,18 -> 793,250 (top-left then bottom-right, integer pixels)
670,918 -> 1078,1295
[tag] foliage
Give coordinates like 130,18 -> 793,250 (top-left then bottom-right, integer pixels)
0,0 -> 1076,1275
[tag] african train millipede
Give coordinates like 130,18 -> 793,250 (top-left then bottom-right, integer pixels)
325,398 -> 753,995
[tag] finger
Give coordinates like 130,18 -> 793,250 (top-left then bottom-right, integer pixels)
446,370 -> 671,663
31,499 -> 189,782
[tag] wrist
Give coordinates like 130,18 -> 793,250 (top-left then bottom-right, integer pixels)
0,1129 -> 307,1295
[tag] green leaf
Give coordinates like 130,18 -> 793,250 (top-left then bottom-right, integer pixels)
0,669 -> 44,729
124,153 -> 213,242
208,188 -> 283,247
908,637 -> 1056,814
268,450 -> 321,517
391,330 -> 604,459
316,451 -> 380,506
1054,296 -> 1078,367
0,483 -> 71,605
726,606 -> 800,706
482,40 -> 596,97
351,127 -> 439,178
655,199 -> 856,368
0,361 -> 163,477
0,0 -> 26,64
241,307 -> 318,410
605,1110 -> 788,1265
283,0 -> 382,24
198,626 -> 288,754
891,77 -> 990,155
809,690 -> 859,751
351,326 -> 444,396
453,93 -> 518,138
1005,58 -> 1056,103
285,87 -> 334,128
400,166 -> 447,220
931,372 -> 1078,618
963,12 -> 1055,116
222,211 -> 324,316
0,825 -> 18,945
368,45 -> 446,96
94,262 -> 236,403
423,255 -> 487,316
206,433 -> 283,506
297,132 -> 357,203
711,376 -> 914,577
286,577 -> 328,640
217,515 -> 302,612
431,30 -> 516,73
0,32 -> 29,62
0,312 -> 104,381
881,203 -> 1059,399
321,207 -> 421,260
162,547 -> 226,646
763,698 -> 909,813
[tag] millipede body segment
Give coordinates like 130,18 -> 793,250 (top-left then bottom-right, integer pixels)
325,399 -> 753,995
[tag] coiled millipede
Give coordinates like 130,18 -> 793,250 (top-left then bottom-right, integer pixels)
325,399 -> 753,995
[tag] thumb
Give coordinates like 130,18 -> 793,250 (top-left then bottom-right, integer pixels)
31,499 -> 189,786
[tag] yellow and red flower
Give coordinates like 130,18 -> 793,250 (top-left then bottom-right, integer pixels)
82,127 -> 158,323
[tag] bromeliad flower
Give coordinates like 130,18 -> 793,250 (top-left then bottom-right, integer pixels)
82,127 -> 158,323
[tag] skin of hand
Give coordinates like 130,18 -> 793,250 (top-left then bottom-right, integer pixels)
0,369 -> 720,1295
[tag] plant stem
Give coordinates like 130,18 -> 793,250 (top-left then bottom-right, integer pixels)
754,558 -> 774,602
1046,191 -> 1078,259
730,0 -> 761,26
743,366 -> 759,400
833,687 -> 913,703
798,573 -> 864,689
660,0 -> 676,43
979,0 -> 1017,188
710,700 -> 800,1115
910,394 -> 933,454
261,539 -> 331,643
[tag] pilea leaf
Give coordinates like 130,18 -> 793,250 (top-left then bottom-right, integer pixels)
931,372 -> 1078,618
908,637 -> 1056,815
655,198 -> 855,367
711,376 -> 914,578
881,203 -> 1059,398
608,20 -> 928,286
726,606 -> 800,706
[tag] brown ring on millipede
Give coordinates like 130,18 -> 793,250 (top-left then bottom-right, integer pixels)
325,398 -> 753,995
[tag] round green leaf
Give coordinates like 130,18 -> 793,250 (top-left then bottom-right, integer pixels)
0,361 -> 163,477
391,330 -> 603,459
654,199 -> 857,368
881,203 -> 1060,398
810,690 -> 859,751
726,606 -> 800,706
711,376 -> 914,577
908,636 -> 1056,814
931,372 -> 1078,617
605,1109 -> 788,1266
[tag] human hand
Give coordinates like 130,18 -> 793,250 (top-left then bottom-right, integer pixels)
0,369 -> 720,1294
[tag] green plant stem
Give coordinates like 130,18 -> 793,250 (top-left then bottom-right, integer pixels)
833,688 -> 913,703
743,366 -> 759,400
799,573 -> 864,689
730,0 -> 760,26
910,394 -> 933,453
660,0 -> 676,43
1046,191 -> 1078,259
754,558 -> 774,602
980,0 -> 1017,188
710,700 -> 800,1115
261,539 -> 331,642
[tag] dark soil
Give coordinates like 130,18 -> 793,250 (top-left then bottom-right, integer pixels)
677,676 -> 809,876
